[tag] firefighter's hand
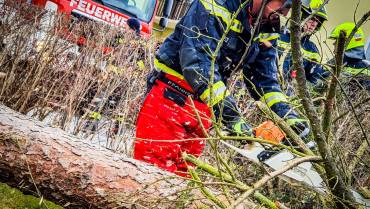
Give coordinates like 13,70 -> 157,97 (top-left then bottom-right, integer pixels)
228,119 -> 253,137
287,118 -> 310,139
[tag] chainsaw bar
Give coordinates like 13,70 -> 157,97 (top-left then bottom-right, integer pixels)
221,141 -> 370,207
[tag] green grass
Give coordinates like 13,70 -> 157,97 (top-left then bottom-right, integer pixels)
0,183 -> 64,209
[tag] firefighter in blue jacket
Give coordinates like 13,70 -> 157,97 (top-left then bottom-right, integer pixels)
329,22 -> 369,91
134,0 -> 309,175
277,0 -> 329,97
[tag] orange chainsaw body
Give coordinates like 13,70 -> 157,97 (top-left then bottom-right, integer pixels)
254,120 -> 285,144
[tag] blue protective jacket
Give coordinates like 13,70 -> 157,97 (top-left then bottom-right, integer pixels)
154,0 -> 299,125
277,31 -> 329,94
342,47 -> 370,91
365,38 -> 370,61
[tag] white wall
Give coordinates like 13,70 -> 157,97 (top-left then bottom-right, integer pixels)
314,0 -> 370,60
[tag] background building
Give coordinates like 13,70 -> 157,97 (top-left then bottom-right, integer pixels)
156,0 -> 192,20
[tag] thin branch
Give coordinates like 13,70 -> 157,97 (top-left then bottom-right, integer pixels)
348,140 -> 369,179
353,0 -> 360,23
322,30 -> 346,140
255,101 -> 313,155
344,10 -> 370,49
301,0 -> 330,28
229,156 -> 321,209
335,75 -> 369,146
188,168 -> 227,208
206,3 -> 251,200
183,153 -> 279,209
234,0 -> 268,71
188,96 -> 209,138
290,0 -> 356,207
333,96 -> 370,123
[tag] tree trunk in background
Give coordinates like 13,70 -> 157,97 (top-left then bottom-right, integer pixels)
0,105 -> 185,209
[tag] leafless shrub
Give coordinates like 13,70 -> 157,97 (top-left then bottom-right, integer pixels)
0,1 -> 154,154
1,1 -> 369,208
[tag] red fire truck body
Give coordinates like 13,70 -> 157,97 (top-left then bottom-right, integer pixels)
28,0 -> 171,37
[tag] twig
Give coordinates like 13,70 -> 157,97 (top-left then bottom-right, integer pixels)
336,76 -> 369,146
234,0 -> 268,71
183,153 -> 279,209
344,10 -> 370,50
255,101 -> 313,155
333,96 -> 370,123
188,96 -> 209,138
348,140 -> 369,178
301,0 -> 330,28
353,0 -> 360,23
206,2 -> 261,205
188,168 -> 227,208
229,156 -> 321,209
322,30 -> 346,141
189,96 -> 234,201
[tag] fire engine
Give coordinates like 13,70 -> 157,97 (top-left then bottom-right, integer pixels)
20,0 -> 174,37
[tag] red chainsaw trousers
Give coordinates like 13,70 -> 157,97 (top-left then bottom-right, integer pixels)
134,74 -> 211,176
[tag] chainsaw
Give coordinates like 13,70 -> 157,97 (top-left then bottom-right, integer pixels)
221,121 -> 370,207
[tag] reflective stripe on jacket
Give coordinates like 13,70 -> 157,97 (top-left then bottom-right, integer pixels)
343,49 -> 370,77
278,31 -> 329,85
155,0 -> 299,122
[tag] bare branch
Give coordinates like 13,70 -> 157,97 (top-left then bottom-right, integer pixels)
255,101 -> 313,155
301,0 -> 330,28
322,31 -> 346,139
189,168 -> 227,209
345,10 -> 370,49
229,156 -> 321,209
290,0 -> 356,207
182,153 -> 279,208
333,96 -> 370,123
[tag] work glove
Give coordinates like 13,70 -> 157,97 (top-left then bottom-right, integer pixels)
312,79 -> 327,93
227,119 -> 253,137
286,117 -> 310,140
212,95 -> 253,138
228,119 -> 253,165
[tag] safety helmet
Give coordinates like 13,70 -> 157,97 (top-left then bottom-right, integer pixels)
301,0 -> 328,30
329,22 -> 365,50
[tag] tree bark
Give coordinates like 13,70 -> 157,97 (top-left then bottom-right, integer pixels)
0,104 -> 185,209
290,1 -> 356,208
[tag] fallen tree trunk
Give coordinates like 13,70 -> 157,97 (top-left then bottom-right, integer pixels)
0,104 -> 185,208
